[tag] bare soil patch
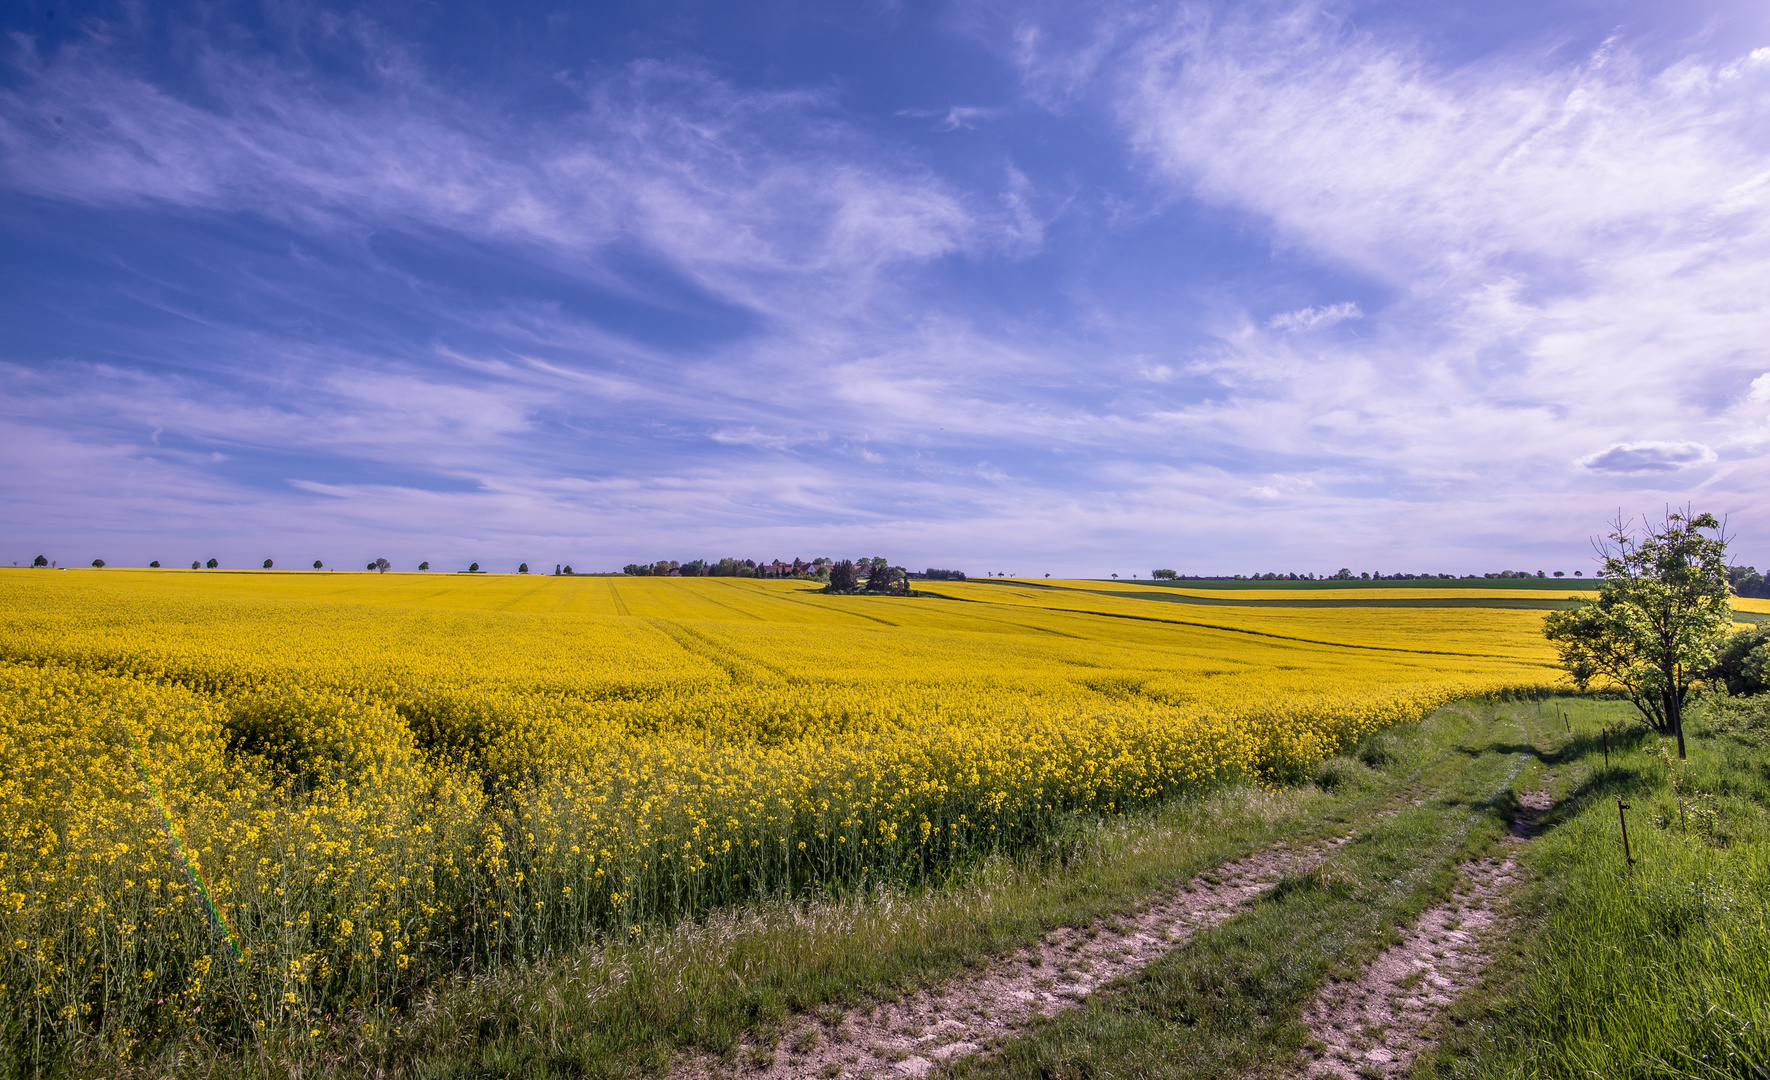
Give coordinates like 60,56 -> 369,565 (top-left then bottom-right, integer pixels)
1299,783 -> 1553,1079
682,833 -> 1351,1079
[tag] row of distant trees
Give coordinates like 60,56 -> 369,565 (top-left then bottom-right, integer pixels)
31,557 -> 530,573
622,557 -> 832,578
26,554 -> 972,581
57,556 -> 1760,593
1148,568 -> 1589,581
617,557 -> 968,586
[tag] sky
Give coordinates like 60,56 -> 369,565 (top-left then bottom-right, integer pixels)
3,0 -> 1769,577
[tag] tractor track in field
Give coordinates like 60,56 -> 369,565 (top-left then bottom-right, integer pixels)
681,830 -> 1355,1080
1298,781 -> 1554,1079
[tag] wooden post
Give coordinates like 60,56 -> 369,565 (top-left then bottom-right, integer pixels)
1617,797 -> 1635,869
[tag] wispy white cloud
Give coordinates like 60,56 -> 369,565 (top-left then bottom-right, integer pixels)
1005,1 -> 1770,547
6,5 -> 1770,574
896,105 -> 1003,131
0,38 -> 980,318
1267,301 -> 1360,332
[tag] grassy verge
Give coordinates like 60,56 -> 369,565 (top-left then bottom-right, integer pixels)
1423,698 -> 1770,1079
95,740 -> 1428,1079
946,698 -> 1552,1079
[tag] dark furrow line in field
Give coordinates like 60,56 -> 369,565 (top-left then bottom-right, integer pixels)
769,591 -> 901,627
914,590 -> 1507,659
646,618 -> 796,685
681,582 -> 771,621
492,578 -> 556,611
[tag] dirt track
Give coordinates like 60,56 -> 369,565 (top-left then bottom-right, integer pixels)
683,833 -> 1351,1079
1299,784 -> 1553,1078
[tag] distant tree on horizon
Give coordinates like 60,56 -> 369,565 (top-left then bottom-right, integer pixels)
33,555 -> 46,567
192,561 -> 200,569
518,563 -> 529,574
468,562 -> 480,573
313,560 -> 323,569
206,558 -> 218,569
419,561 -> 429,571
91,559 -> 105,568
149,561 -> 160,568
263,559 -> 273,569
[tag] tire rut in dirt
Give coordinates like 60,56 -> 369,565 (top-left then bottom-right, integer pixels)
682,832 -> 1354,1079
1299,782 -> 1553,1079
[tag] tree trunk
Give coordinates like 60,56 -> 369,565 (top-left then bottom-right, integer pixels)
1663,682 -> 1687,759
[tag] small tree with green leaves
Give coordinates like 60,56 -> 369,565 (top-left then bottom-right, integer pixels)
149,561 -> 160,568
1712,625 -> 1770,697
1544,509 -> 1732,758
418,561 -> 429,571
206,558 -> 218,569
262,559 -> 273,569
313,560 -> 323,570
468,562 -> 480,573
91,559 -> 105,568
33,555 -> 47,567
518,563 -> 529,574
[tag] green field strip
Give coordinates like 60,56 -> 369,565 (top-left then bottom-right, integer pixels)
1072,576 -> 1603,593
1075,587 -> 1584,611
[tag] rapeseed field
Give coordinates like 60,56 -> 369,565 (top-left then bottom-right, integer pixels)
0,570 -> 1560,1062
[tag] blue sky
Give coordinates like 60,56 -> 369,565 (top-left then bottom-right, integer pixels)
3,0 -> 1769,576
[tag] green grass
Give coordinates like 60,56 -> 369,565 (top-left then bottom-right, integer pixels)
1423,698 -> 1770,1079
948,699 -> 1548,1079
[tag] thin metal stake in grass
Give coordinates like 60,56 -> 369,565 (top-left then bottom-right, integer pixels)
1603,728 -> 1609,767
1617,797 -> 1635,869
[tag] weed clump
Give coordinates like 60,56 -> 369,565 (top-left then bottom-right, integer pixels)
1313,756 -> 1373,792
1354,731 -> 1400,768
1696,691 -> 1770,747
